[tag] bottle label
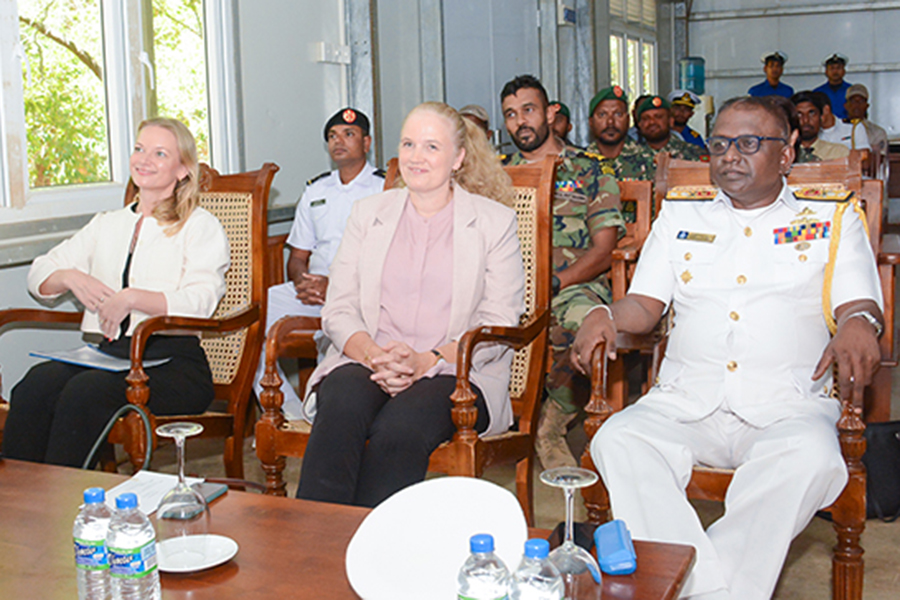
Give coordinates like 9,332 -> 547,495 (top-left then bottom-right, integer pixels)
108,540 -> 158,579
74,538 -> 109,571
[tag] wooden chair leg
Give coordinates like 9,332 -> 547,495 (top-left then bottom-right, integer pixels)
516,455 -> 534,527
830,403 -> 867,600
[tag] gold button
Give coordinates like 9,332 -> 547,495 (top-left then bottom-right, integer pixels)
684,252 -> 692,261
736,275 -> 747,285
730,311 -> 740,321
798,254 -> 808,263
727,361 -> 738,372
655,376 -> 660,385
744,227 -> 752,237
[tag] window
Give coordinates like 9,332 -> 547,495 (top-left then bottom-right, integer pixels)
608,0 -> 657,101
0,0 -> 236,215
609,35 -> 656,99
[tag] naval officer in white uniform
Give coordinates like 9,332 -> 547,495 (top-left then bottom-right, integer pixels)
572,96 -> 883,600
254,108 -> 385,417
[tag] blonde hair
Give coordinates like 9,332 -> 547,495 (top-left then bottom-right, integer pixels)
396,102 -> 514,206
132,117 -> 200,236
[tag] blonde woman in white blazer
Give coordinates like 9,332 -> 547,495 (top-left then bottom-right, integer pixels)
297,103 -> 525,507
3,118 -> 229,467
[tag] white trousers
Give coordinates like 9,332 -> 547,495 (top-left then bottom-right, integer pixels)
591,399 -> 847,600
252,282 -> 323,420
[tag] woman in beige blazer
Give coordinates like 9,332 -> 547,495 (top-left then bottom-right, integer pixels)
296,102 -> 525,507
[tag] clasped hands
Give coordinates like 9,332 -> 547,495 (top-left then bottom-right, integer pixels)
63,269 -> 132,340
294,273 -> 328,305
367,341 -> 439,397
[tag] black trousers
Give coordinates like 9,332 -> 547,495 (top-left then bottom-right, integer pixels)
2,336 -> 213,468
296,364 -> 489,508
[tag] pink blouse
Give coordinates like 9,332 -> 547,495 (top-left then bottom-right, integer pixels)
375,197 -> 456,376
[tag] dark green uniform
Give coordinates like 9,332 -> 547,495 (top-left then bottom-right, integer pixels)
796,146 -> 820,163
645,134 -> 709,161
503,146 -> 625,413
584,138 -> 657,223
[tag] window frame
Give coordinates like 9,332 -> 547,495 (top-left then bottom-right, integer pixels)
0,0 -> 239,226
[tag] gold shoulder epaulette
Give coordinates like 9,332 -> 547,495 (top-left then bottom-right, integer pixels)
665,185 -> 718,201
306,171 -> 330,186
792,184 -> 854,202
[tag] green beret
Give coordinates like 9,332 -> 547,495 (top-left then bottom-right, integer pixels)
589,85 -> 628,116
635,95 -> 671,121
549,101 -> 570,120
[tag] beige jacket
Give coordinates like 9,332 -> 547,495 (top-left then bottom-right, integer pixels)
309,186 -> 525,436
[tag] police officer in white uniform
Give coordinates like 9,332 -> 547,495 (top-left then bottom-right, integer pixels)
572,97 -> 883,600
254,108 -> 385,418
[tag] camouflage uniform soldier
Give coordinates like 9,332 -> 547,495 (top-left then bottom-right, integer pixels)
584,86 -> 656,223
501,75 -> 625,469
635,95 -> 709,162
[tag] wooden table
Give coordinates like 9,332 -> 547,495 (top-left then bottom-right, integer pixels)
0,459 -> 694,599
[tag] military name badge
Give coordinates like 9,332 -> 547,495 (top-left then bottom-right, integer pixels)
677,231 -> 716,243
310,198 -> 326,207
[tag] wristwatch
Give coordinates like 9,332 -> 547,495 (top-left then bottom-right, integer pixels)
551,274 -> 561,296
846,310 -> 883,337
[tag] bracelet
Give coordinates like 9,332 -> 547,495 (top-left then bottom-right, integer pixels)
844,310 -> 883,337
586,304 -> 614,321
430,349 -> 446,364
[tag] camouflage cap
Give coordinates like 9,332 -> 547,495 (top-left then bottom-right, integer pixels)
324,107 -> 370,140
549,101 -> 571,120
635,95 -> 671,121
589,85 -> 628,116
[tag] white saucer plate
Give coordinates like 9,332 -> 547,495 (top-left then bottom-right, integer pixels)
157,534 -> 239,573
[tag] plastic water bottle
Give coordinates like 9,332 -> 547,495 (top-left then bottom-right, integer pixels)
457,533 -> 510,600
74,487 -> 112,600
107,493 -> 160,600
509,539 -> 564,600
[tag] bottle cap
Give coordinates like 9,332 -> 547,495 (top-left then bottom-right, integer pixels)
83,487 -> 106,504
469,533 -> 495,553
115,492 -> 138,510
524,538 -> 550,559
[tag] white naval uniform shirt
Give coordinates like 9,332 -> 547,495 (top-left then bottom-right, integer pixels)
287,162 -> 385,275
628,182 -> 882,427
820,120 -> 871,151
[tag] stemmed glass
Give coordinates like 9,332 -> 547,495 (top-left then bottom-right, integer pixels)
540,467 -> 602,598
154,422 -> 210,570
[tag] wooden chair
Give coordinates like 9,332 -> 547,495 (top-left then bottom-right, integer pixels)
255,155 -> 556,525
580,154 -> 898,600
0,163 -> 279,478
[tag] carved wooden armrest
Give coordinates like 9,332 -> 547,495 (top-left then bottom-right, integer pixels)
259,315 -> 322,417
125,304 -> 261,407
449,310 -> 550,441
611,244 -> 641,263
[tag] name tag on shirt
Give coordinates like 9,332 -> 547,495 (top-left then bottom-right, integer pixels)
676,231 -> 716,243
310,199 -> 326,207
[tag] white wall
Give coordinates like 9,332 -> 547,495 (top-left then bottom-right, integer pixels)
689,0 -> 900,137
237,0 -> 348,207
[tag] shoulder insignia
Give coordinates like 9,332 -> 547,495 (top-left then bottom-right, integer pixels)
306,171 -> 330,186
689,130 -> 700,139
584,151 -> 606,162
792,184 -> 854,202
373,168 -> 386,178
665,185 -> 718,201
500,154 -> 511,165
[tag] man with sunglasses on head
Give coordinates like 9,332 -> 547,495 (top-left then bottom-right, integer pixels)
571,96 -> 882,600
